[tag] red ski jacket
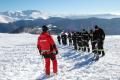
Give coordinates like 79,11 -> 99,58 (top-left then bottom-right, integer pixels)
37,32 -> 58,54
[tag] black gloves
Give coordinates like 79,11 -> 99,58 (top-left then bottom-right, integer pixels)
37,45 -> 41,55
56,50 -> 58,55
37,45 -> 39,49
102,37 -> 105,40
39,50 -> 41,55
53,50 -> 58,55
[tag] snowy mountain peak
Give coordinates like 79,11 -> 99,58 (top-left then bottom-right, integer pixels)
0,15 -> 14,23
1,10 -> 120,23
0,10 -> 50,23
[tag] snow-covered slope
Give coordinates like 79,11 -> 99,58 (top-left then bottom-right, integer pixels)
0,15 -> 14,23
0,33 -> 120,80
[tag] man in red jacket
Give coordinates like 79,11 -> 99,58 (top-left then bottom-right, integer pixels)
37,25 -> 58,77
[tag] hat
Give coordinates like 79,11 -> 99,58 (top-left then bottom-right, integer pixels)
42,25 -> 48,32
83,29 -> 85,31
95,25 -> 99,29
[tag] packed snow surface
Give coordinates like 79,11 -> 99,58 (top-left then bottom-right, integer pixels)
0,33 -> 120,80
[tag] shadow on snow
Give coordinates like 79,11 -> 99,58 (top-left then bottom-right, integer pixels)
61,46 -> 95,71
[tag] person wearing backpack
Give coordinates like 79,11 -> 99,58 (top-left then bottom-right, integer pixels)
37,25 -> 58,77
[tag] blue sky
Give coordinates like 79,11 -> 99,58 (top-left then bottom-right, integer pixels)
1,0 -> 120,14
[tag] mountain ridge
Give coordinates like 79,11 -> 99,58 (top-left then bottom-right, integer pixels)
0,10 -> 120,35
1,10 -> 120,23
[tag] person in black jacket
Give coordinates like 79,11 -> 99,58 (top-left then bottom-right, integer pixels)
72,32 -> 77,50
82,29 -> 90,52
61,32 -> 67,45
89,29 -> 95,52
94,25 -> 105,57
76,32 -> 83,51
57,35 -> 61,45
68,32 -> 72,46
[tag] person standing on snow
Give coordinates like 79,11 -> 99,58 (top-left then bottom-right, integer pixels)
94,25 -> 105,57
76,32 -> 83,51
82,29 -> 90,52
89,29 -> 95,53
57,35 -> 61,45
72,32 -> 77,50
92,25 -> 105,61
61,32 -> 67,45
37,25 -> 58,77
68,32 -> 72,46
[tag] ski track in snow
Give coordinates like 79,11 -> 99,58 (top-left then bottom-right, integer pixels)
0,33 -> 120,80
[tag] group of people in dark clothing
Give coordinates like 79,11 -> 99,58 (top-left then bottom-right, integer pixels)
57,25 -> 105,60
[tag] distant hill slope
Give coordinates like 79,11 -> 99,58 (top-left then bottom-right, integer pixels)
0,17 -> 120,35
0,10 -> 120,35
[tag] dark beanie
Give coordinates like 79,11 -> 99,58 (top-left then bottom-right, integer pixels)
42,25 -> 48,32
95,25 -> 99,29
